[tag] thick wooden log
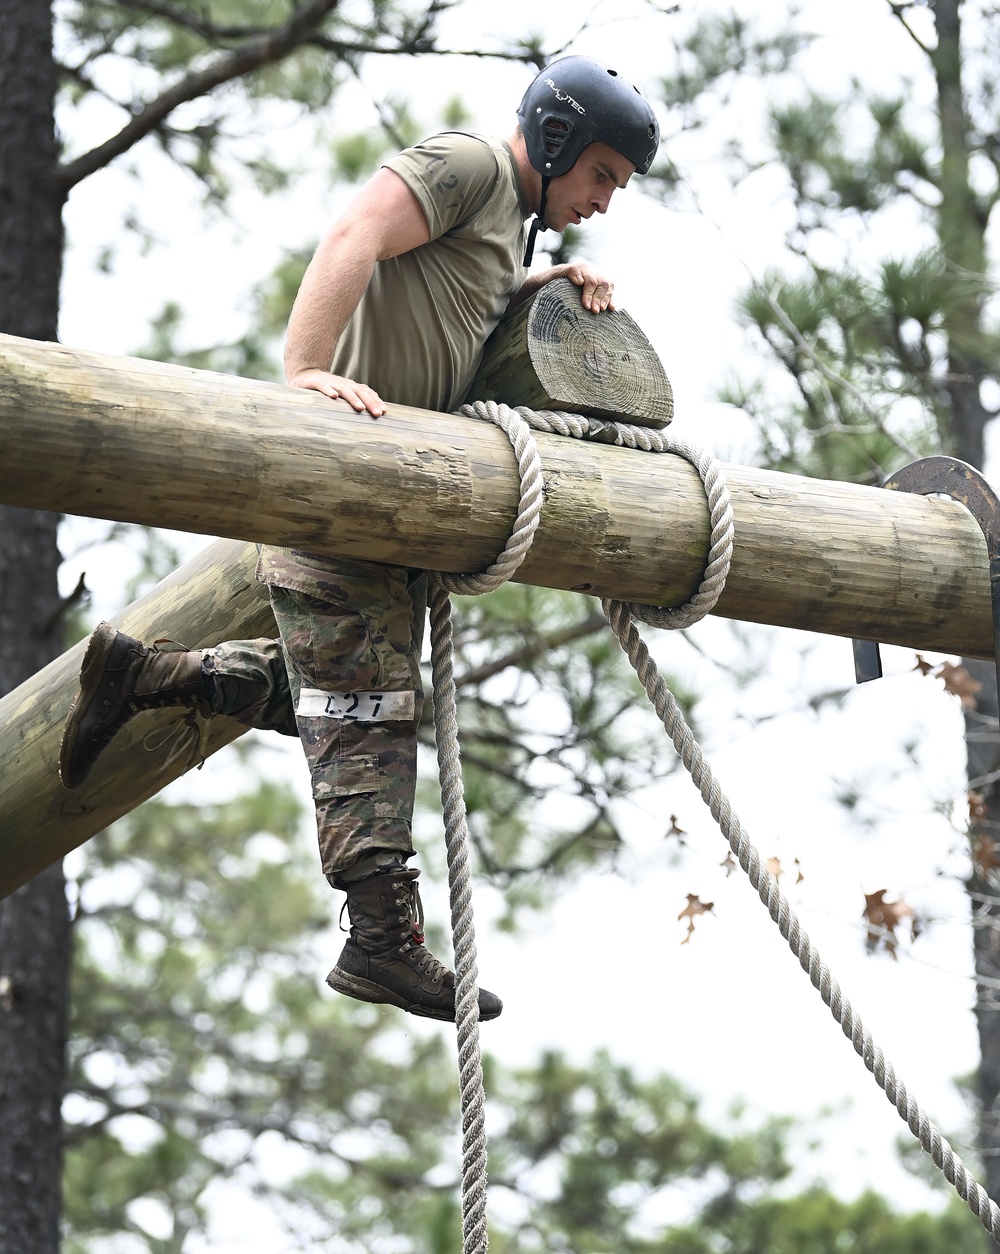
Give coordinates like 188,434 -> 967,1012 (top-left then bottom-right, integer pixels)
467,277 -> 673,426
0,331 -> 993,652
0,324 -> 996,898
0,540 -> 273,895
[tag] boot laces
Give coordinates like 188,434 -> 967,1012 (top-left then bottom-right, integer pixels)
138,635 -> 211,778
395,875 -> 450,983
142,707 -> 211,779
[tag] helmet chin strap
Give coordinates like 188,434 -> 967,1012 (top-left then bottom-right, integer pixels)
523,175 -> 551,265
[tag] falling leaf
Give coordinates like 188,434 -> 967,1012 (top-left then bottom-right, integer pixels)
720,852 -> 736,877
794,857 -> 805,884
971,832 -> 1000,877
678,893 -> 714,944
969,790 -> 989,823
913,653 -> 935,676
863,888 -> 919,959
767,856 -> 782,880
936,661 -> 982,709
666,814 -> 687,844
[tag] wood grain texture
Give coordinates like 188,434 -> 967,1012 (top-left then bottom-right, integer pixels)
468,277 -> 673,425
0,332 -> 992,650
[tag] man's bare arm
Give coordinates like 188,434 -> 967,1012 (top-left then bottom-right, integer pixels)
284,167 -> 431,417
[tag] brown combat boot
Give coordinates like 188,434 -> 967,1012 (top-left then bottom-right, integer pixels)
327,865 -> 503,1022
59,621 -> 211,789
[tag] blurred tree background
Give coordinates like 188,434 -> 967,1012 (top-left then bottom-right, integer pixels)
646,3 -> 1000,1242
3,0 -> 1000,1250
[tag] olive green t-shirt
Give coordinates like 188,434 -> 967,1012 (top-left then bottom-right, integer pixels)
331,131 -> 530,414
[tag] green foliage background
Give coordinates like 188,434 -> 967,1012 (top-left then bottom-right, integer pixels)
45,0 -> 1000,1249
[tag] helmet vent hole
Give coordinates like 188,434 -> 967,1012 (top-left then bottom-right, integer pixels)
542,116 -> 569,156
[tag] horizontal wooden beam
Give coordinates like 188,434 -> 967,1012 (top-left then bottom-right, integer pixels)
0,333 -> 994,654
0,330 -> 995,898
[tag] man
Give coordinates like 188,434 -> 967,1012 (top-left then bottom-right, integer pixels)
59,55 -> 660,1024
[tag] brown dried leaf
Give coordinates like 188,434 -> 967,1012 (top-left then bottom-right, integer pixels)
969,790 -> 989,823
666,814 -> 687,843
971,832 -> 1000,877
767,856 -> 782,880
794,857 -> 805,884
720,852 -> 736,877
937,661 -> 982,709
913,653 -> 935,676
863,888 -> 916,959
678,893 -> 714,944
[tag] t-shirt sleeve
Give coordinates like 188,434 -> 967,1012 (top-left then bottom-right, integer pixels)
384,133 -> 501,241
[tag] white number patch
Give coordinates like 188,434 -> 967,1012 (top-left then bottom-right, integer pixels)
296,688 -> 416,722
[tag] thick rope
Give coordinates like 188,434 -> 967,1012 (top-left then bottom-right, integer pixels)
435,397 -> 1000,1247
503,407 -> 735,627
429,579 -> 490,1254
430,398 -> 732,1253
601,595 -> 1000,1241
429,400 -> 548,1254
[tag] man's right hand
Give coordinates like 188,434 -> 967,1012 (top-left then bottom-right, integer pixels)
289,369 -> 386,419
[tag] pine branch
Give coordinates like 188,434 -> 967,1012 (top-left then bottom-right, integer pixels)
109,0 -> 278,43
756,280 -> 923,464
476,811 -> 619,880
57,0 -> 341,192
885,0 -> 934,56
454,610 -> 610,689
305,31 -> 547,65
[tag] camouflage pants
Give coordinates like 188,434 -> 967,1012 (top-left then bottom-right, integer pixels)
204,548 -> 427,879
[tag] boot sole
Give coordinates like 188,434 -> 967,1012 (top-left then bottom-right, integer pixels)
326,967 -> 502,1022
58,621 -> 120,790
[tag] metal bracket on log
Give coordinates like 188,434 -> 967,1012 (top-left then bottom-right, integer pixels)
852,455 -> 1000,704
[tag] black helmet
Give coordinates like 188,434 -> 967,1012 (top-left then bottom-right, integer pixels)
517,55 -> 660,178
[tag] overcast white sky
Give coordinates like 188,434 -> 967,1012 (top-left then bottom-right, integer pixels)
53,0 -> 997,1245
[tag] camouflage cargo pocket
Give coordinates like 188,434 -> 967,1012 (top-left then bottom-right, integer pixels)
278,592 -> 381,693
262,550 -> 416,693
313,753 -> 379,873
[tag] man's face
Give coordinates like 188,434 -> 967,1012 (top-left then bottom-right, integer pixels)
543,141 -> 636,232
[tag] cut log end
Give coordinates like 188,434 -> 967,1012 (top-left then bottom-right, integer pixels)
469,277 -> 673,427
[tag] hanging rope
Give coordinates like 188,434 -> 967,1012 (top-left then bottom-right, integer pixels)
430,398 -> 735,1253
601,594 -> 1000,1240
434,395 -> 1000,1248
428,399 -> 547,1254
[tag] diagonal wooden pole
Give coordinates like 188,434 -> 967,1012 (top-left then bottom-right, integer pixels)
0,539 -> 273,895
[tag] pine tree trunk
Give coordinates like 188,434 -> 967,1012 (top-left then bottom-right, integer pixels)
966,660 -> 1000,1228
0,0 -> 68,1250
931,0 -> 1000,1235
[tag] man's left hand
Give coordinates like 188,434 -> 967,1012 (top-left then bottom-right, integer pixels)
563,262 -> 616,314
507,260 -> 618,316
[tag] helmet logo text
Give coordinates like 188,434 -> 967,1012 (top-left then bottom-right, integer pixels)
544,78 -> 586,114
